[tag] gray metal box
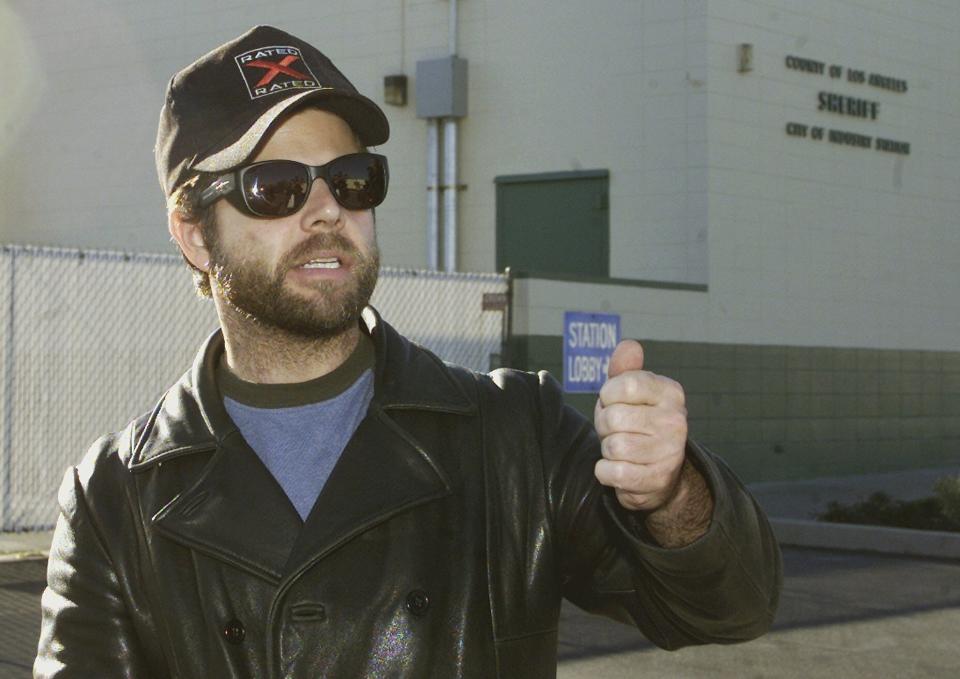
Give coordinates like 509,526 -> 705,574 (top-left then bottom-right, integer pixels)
415,56 -> 468,118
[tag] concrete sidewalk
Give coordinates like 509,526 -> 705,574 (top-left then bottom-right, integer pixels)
3,464 -> 959,562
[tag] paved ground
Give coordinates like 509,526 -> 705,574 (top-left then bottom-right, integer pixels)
558,546 -> 960,678
5,547 -> 959,678
0,559 -> 45,678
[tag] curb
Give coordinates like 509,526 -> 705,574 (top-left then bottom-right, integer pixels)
771,518 -> 960,560
0,550 -> 49,563
0,531 -> 53,563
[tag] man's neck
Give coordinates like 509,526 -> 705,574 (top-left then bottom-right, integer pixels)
216,305 -> 362,385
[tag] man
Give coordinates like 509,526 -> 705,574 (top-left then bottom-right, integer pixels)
35,25 -> 781,678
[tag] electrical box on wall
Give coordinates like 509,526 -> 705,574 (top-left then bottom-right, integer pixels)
383,74 -> 408,106
415,56 -> 468,118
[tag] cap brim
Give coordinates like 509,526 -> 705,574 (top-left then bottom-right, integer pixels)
194,88 -> 389,173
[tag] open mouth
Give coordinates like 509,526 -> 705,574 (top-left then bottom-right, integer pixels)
300,257 -> 342,270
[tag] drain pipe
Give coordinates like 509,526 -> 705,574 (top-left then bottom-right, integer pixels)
416,0 -> 466,271
449,0 -> 458,55
426,119 -> 440,270
442,0 -> 460,272
442,118 -> 458,272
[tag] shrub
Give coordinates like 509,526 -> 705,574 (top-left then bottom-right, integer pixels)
818,490 -> 960,532
934,475 -> 960,524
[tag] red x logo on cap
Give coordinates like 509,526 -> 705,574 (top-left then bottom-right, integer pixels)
245,55 -> 310,87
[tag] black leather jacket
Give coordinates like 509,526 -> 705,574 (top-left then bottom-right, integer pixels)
35,308 -> 781,678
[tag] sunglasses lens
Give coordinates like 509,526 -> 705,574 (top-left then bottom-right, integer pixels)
327,154 -> 388,210
236,155 -> 387,217
241,161 -> 310,217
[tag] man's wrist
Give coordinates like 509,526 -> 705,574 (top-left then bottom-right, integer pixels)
642,457 -> 714,548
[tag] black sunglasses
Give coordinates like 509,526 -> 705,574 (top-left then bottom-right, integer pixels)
199,152 -> 389,218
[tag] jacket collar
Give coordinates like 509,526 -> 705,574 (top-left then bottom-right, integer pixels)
131,306 -> 477,583
130,306 -> 476,468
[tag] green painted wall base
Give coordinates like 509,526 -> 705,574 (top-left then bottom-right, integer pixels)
505,335 -> 960,484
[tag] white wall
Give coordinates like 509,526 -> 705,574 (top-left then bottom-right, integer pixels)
0,0 -> 709,284
697,0 -> 960,350
514,0 -> 960,353
457,0 -> 709,284
1,0 -> 958,352
0,0 -> 451,265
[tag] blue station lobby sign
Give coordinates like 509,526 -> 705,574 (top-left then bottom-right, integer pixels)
563,311 -> 621,393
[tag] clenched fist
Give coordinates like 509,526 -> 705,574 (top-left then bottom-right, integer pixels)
593,339 -> 689,512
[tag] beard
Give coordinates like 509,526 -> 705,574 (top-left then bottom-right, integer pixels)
205,227 -> 380,339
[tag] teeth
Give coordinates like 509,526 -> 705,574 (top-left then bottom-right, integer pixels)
302,259 -> 340,269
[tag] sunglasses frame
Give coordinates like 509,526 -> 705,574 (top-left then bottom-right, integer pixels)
198,152 -> 389,218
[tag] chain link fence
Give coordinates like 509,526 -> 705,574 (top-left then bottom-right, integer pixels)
0,244 -> 508,532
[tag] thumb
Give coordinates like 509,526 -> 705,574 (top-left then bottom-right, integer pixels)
607,339 -> 644,379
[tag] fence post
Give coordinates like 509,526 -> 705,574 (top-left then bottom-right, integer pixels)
2,247 -> 15,531
502,266 -> 513,369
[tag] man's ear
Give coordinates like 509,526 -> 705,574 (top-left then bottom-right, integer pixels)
169,210 -> 211,272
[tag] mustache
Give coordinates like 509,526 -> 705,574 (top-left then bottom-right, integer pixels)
280,232 -> 361,270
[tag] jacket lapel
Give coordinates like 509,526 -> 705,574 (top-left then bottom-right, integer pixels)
281,404 -> 451,577
132,307 -> 477,584
134,330 -> 303,583
281,308 -> 477,577
150,430 -> 303,583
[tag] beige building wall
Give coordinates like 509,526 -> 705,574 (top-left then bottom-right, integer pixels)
1,1 -> 958,482
0,1 -> 709,283
698,0 -> 959,352
511,0 -> 960,354
1,0 -> 957,353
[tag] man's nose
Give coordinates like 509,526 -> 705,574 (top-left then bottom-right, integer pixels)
299,177 -> 343,231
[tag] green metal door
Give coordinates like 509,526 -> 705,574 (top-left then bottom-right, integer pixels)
495,170 -> 609,277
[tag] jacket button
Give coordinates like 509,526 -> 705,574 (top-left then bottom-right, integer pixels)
406,589 -> 430,616
223,618 -> 245,644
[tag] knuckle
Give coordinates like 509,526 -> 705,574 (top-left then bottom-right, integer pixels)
614,462 -> 637,489
660,376 -> 683,403
609,433 -> 632,460
606,405 -> 627,432
628,463 -> 647,490
594,458 -> 610,483
598,383 -> 613,408
655,409 -> 686,439
671,378 -> 686,404
602,434 -> 617,458
600,436 -> 615,460
595,406 -> 612,435
611,462 -> 627,487
625,375 -> 643,402
669,411 -> 688,437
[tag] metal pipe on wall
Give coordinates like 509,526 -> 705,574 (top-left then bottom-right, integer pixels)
426,119 -> 440,270
443,117 -> 458,272
443,0 -> 459,272
422,0 -> 461,271
449,0 -> 458,54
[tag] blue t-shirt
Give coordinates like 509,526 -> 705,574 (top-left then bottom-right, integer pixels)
216,335 -> 375,521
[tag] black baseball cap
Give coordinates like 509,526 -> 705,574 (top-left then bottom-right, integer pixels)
155,25 -> 390,197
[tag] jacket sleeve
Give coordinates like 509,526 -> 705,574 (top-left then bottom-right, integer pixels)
538,370 -> 783,650
34,452 -> 158,678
